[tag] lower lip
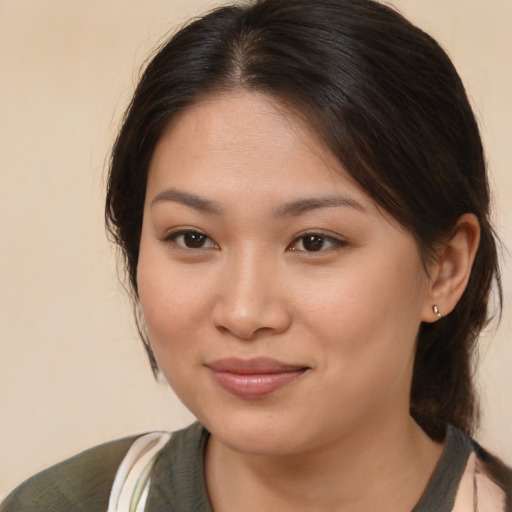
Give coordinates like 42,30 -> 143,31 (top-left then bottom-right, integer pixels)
208,369 -> 307,399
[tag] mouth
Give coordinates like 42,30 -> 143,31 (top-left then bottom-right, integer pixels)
204,357 -> 309,399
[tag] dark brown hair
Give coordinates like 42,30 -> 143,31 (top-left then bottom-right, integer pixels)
106,0 -> 501,437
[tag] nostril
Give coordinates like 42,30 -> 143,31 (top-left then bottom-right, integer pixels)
253,326 -> 274,337
214,323 -> 266,341
213,315 -> 284,341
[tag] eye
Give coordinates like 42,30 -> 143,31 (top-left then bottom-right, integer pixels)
288,233 -> 347,252
165,230 -> 218,250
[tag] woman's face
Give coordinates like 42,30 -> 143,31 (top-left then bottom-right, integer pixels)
137,92 -> 433,456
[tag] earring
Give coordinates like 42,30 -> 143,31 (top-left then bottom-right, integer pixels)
432,304 -> 442,319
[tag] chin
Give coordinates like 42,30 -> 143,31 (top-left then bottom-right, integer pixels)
197,406 -> 323,457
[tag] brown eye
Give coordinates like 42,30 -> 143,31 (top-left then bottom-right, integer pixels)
165,230 -> 217,250
183,232 -> 207,248
302,235 -> 326,252
288,233 -> 347,253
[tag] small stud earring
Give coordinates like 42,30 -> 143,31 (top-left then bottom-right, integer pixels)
433,304 -> 442,318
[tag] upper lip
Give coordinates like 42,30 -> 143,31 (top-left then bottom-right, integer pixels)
204,357 -> 308,374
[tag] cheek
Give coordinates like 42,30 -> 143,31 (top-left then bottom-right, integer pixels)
136,243 -> 210,353
304,259 -> 424,336
299,270 -> 425,432
303,254 -> 427,380
137,265 -> 211,403
136,250 -> 218,416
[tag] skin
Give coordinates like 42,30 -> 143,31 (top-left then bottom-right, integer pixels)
137,92 -> 479,511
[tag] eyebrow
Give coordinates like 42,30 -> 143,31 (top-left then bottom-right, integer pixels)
275,195 -> 366,217
151,188 -> 224,215
151,188 -> 365,217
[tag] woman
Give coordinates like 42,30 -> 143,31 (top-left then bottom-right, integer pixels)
2,0 -> 510,510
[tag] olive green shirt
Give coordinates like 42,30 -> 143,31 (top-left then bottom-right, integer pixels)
1,422 -> 508,511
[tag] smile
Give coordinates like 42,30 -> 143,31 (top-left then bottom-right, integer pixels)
204,358 -> 309,399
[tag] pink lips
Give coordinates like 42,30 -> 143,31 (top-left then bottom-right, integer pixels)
205,357 -> 308,399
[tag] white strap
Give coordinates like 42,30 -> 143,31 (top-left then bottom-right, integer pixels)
107,432 -> 172,512
451,452 -> 506,512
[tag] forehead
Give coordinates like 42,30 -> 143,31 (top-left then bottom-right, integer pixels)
147,92 -> 373,207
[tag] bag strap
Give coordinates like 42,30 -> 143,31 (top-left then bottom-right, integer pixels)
451,452 -> 506,512
107,432 -> 172,512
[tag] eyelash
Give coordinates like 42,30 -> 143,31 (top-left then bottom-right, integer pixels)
163,229 -> 347,253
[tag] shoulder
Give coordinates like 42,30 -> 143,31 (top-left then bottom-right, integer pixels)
145,423 -> 212,511
0,434 -> 142,512
412,414 -> 512,512
448,426 -> 512,512
465,439 -> 512,512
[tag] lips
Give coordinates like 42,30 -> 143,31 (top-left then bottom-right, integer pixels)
205,357 -> 309,399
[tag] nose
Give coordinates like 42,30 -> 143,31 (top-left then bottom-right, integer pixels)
211,252 -> 292,340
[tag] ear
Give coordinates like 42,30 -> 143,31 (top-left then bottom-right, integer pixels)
421,213 -> 480,323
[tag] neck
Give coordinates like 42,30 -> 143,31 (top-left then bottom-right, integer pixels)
205,413 -> 444,512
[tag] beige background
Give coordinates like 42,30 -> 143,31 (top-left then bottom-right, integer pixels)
0,0 -> 510,499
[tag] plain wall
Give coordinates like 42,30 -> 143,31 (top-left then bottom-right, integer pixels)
1,0 -> 511,498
